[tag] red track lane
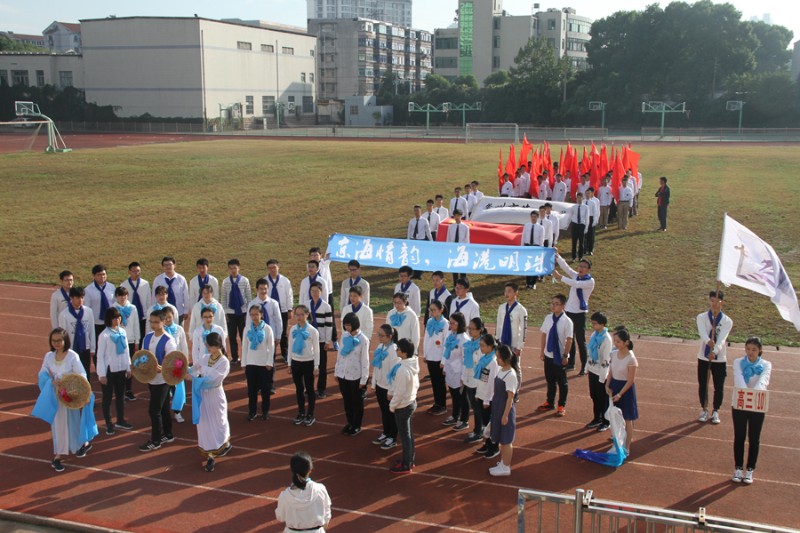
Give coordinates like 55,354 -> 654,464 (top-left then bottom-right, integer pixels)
1,282 -> 799,532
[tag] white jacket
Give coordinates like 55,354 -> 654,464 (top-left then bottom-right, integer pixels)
389,357 -> 420,411
275,480 -> 332,533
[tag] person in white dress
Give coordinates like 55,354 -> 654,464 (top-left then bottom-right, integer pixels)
39,328 -> 92,472
441,312 -> 470,431
187,332 -> 231,472
275,452 -> 332,532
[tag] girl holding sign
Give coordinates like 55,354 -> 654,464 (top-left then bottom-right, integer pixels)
731,337 -> 772,485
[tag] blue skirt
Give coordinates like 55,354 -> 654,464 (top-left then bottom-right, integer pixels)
610,378 -> 638,421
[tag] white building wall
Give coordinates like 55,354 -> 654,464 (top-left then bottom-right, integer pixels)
0,53 -> 84,89
43,23 -> 82,53
496,16 -> 533,73
307,0 -> 412,27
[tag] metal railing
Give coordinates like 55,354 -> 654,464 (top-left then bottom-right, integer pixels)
518,488 -> 799,533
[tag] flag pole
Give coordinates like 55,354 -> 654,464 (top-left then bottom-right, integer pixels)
715,213 -> 728,287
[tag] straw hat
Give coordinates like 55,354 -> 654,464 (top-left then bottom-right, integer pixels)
131,349 -> 158,383
161,350 -> 189,386
57,374 -> 92,410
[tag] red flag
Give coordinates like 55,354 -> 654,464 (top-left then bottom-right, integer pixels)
580,146 -> 589,175
611,152 -> 625,201
497,149 -> 504,192
570,146 -> 580,199
627,144 -> 641,186
506,144 -> 516,183
590,150 -> 601,191
543,142 -> 554,188
599,144 -> 609,179
518,134 -> 532,169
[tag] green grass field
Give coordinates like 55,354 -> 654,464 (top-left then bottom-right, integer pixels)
1,139 -> 798,346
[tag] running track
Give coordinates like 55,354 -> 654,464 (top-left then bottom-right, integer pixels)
1,282 -> 799,532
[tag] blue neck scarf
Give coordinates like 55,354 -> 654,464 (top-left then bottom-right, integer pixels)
704,311 -> 725,357
60,287 -> 70,305
292,324 -> 309,354
146,333 -> 169,364
310,298 -> 323,327
269,275 -> 281,305
463,338 -> 480,368
128,277 -> 144,318
164,276 -> 177,307
399,280 -> 411,294
339,333 -> 361,356
307,274 -> 319,301
351,302 -> 362,314
588,327 -> 608,363
197,274 -> 209,301
228,275 -> 245,316
108,327 -> 127,355
260,301 -> 271,325
454,298 -> 469,313
426,316 -> 446,337
349,276 -> 362,287
443,333 -> 460,360
164,323 -> 178,337
152,303 -> 165,311
202,325 -> 213,344
501,301 -> 517,345
247,321 -> 266,350
547,313 -> 563,365
433,286 -> 447,301
201,301 -> 218,315
69,306 -> 87,353
740,357 -> 764,383
116,303 -> 133,326
389,311 -> 407,327
94,281 -> 110,319
576,274 -> 592,311
473,350 -> 496,379
387,362 -> 402,385
372,343 -> 391,369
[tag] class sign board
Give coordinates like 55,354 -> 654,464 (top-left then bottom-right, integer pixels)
733,388 -> 769,413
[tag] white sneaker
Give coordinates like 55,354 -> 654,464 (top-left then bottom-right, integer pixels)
731,468 -> 743,483
698,409 -> 709,423
174,412 -> 184,423
489,462 -> 511,477
710,411 -> 721,425
743,469 -> 754,484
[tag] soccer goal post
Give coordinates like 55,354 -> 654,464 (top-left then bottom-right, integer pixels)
465,123 -> 519,144
0,119 -> 49,153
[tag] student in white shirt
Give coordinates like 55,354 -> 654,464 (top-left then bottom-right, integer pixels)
605,328 -> 639,453
336,312 -> 370,435
618,176 -> 634,230
730,337 -> 772,485
500,174 -> 513,197
552,174 -> 567,203
339,259 -> 370,310
545,203 -> 561,247
309,247 -> 338,348
265,259 -> 294,361
597,177 -> 613,229
188,285 -> 228,340
441,312 -> 471,431
577,174 -> 590,198
113,286 -> 140,357
407,204 -> 432,242
299,260 -> 331,308
395,266 -> 421,316
424,271 -> 453,324
138,309 -> 178,452
464,183 -> 477,217
287,305 -> 321,427
221,259 -> 252,365
342,286 -> 373,340
275,452 -> 332,531
626,170 -> 639,216
188,258 -> 219,306
537,206 -> 553,248
446,210 -> 470,285
586,312 -> 612,431
434,194 -> 449,221
50,270 -> 74,328
584,187 -> 600,255
474,333 -> 500,458
247,278 -> 283,349
450,187 -> 469,220
145,286 -> 180,335
449,278 -> 480,325
563,171 -> 574,202
386,292 -> 420,355
121,262 -> 151,360
58,286 -> 95,379
471,180 -> 484,203
192,307 -> 226,365
308,282 -> 333,398
371,324 -> 401,449
423,300 -> 449,416
389,338 -> 420,474
163,307 -> 189,423
496,282 -> 528,401
424,199 -> 442,241
85,264 -> 116,345
568,192 -> 590,261
152,256 -> 190,324
696,290 -> 733,424
462,317 -> 488,443
537,294 -> 573,416
522,210 -> 545,289
242,304 -> 275,421
537,175 -> 550,201
489,344 -> 520,476
552,255 -> 594,374
97,307 -> 132,435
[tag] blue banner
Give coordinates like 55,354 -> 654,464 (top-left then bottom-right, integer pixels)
327,234 -> 555,276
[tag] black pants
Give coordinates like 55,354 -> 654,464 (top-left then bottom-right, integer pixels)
279,311 -> 289,361
571,223 -> 586,259
544,357 -> 568,407
588,372 -> 609,424
291,360 -> 316,415
449,385 -> 469,422
126,342 -> 136,394
427,360 -> 447,408
148,383 -> 172,442
375,385 -> 398,439
77,349 -> 92,381
338,377 -> 364,429
567,311 -> 588,371
317,342 -> 328,393
732,409 -> 765,470
698,360 -> 727,411
658,204 -> 668,230
327,293 -> 338,343
585,218 -> 596,253
245,365 -> 273,416
226,313 -> 246,362
465,386 -> 485,433
101,369 -> 126,424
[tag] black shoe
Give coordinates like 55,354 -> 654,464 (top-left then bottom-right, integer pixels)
475,442 -> 490,454
342,424 -> 353,435
464,432 -> 483,444
125,391 -> 136,401
586,420 -> 602,429
261,412 -> 270,420
161,433 -> 175,444
303,414 -> 316,427
139,440 -> 162,452
218,443 -> 233,457
205,458 -> 215,472
115,420 -> 133,430
578,370 -> 586,376
51,459 -> 65,472
247,413 -> 258,421
421,375 -> 431,382
106,424 -> 116,436
317,391 -> 327,398
484,447 -> 501,459
292,412 -> 305,425
75,443 -> 92,458
597,423 -> 610,432
270,386 -> 276,396
348,427 -> 362,436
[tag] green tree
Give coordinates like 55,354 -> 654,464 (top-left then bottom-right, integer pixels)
508,37 -> 570,124
423,73 -> 451,93
483,70 -> 510,87
0,35 -> 45,52
746,21 -> 793,74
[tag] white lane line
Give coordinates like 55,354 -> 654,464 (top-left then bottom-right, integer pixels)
0,312 -> 50,320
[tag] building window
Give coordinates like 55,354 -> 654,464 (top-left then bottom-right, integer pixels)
350,105 -> 359,115
434,57 -> 457,68
303,96 -> 314,113
0,70 -> 8,86
237,41 -> 252,50
58,71 -> 73,87
310,73 -> 314,83
12,70 -> 29,86
301,72 -> 306,83
262,95 -> 275,114
310,49 -> 315,57
435,37 -> 457,49
494,18 -> 500,30
261,44 -> 274,52
548,20 -> 556,31
245,96 -> 254,114
36,70 -> 45,87
282,47 -> 294,55
493,36 -> 500,48
493,56 -> 500,68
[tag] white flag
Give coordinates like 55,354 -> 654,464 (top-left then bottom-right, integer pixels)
717,214 -> 800,331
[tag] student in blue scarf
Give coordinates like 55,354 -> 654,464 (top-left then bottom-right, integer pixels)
730,337 -> 772,485
422,300 -> 448,416
695,290 -> 733,425
586,312 -> 612,431
96,307 -> 132,435
335,313 -> 370,436
462,317 -> 488,444
371,324 -> 400,449
441,312 -> 470,431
